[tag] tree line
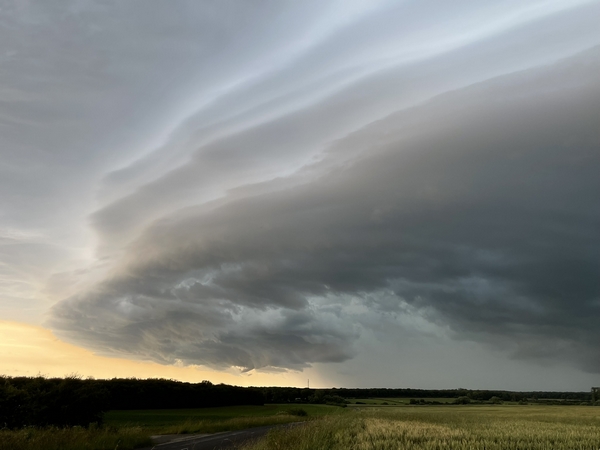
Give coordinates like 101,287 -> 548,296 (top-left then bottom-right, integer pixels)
0,376 -> 263,429
257,387 -> 593,403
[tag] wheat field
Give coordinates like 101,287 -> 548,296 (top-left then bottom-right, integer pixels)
246,405 -> 600,450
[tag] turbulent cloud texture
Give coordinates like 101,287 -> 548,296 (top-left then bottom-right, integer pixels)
50,48 -> 600,372
1,1 -> 599,382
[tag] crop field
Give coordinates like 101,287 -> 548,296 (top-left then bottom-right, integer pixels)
246,405 -> 600,450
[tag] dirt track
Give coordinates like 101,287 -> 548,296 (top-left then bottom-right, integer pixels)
143,422 -> 302,450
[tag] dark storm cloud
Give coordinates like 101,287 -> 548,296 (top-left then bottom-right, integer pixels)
50,48 -> 600,371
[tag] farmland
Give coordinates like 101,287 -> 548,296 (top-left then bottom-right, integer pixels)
1,400 -> 599,449
246,405 -> 600,450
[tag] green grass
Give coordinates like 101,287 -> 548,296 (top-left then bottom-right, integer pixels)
348,398 -> 457,406
0,426 -> 151,450
244,405 -> 600,450
104,404 -> 342,434
0,404 -> 342,449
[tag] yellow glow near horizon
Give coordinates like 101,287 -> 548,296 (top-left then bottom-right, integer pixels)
0,320 -> 316,386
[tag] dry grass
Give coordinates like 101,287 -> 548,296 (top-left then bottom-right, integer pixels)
0,426 -> 151,450
245,406 -> 600,450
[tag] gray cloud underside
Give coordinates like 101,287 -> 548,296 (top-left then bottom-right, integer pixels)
3,0 -> 598,325
49,47 -> 600,372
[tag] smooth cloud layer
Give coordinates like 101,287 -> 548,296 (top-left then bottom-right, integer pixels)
50,48 -> 600,372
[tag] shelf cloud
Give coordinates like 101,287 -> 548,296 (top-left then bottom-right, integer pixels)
50,47 -> 600,372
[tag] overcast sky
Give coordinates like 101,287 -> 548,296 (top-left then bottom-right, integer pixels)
1,0 -> 599,391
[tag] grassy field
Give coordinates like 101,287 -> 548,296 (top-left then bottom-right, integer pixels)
348,398 -> 408,405
0,404 -> 340,450
245,405 -> 600,450
348,398 -> 456,405
0,426 -> 152,450
104,403 -> 341,434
